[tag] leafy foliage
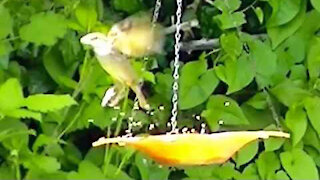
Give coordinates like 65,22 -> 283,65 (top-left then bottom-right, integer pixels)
0,0 -> 320,179
20,12 -> 68,45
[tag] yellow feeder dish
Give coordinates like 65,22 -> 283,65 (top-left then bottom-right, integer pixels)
93,131 -> 289,166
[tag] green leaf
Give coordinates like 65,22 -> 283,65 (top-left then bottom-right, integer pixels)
290,64 -> 307,83
245,92 -> 267,110
24,94 -> 77,113
179,56 -> 219,109
111,0 -> 144,14
211,163 -> 238,180
270,170 -> 290,180
20,12 -> 67,46
256,151 -> 280,180
307,37 -> 320,79
80,98 -> 115,129
32,134 -> 57,152
67,161 -> 106,180
43,47 -> 77,88
304,96 -> 320,135
184,165 -> 215,180
0,54 -> 9,70
270,80 -> 311,107
235,164 -> 259,180
0,78 -> 24,110
244,36 -> 277,88
294,10 -> 320,44
132,60 -> 155,84
212,0 -> 244,30
154,70 -> 173,102
267,0 -> 306,49
75,3 -> 97,31
241,104 -> 274,129
0,5 -> 12,39
0,119 -> 30,150
135,153 -> 149,180
5,109 -> 42,121
0,163 -> 15,180
280,149 -> 319,180
104,164 -> 132,180
142,71 -> 155,84
135,153 -> 169,180
215,54 -> 255,94
202,95 -> 249,131
303,125 -> 320,151
0,41 -> 12,70
272,36 -> 305,84
84,147 -> 105,167
220,33 -> 242,58
276,35 -> 305,65
59,31 -> 82,66
264,138 -> 285,152
24,155 -> 61,173
63,143 -> 82,165
254,7 -> 264,24
285,106 -> 307,146
0,41 -> 12,56
267,0 -> 302,27
234,141 -> 258,167
25,170 -> 67,180
27,67 -> 56,94
213,0 -> 241,13
80,60 -> 112,97
311,0 -> 320,13
215,12 -> 246,30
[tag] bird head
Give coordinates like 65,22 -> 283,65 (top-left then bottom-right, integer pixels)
80,32 -> 113,56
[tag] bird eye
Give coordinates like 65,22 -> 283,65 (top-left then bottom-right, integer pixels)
91,37 -> 98,41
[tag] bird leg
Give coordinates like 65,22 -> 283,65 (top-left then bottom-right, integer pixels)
130,83 -> 150,110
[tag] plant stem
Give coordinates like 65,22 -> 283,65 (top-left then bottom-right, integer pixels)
240,0 -> 258,13
103,88 -> 130,175
14,158 -> 21,180
1,36 -> 20,42
263,89 -> 281,129
54,50 -> 92,138
72,50 -> 91,99
114,88 -> 130,137
57,103 -> 86,140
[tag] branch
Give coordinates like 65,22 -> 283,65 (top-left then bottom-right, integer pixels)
180,34 -> 268,51
164,19 -> 200,34
164,19 -> 268,51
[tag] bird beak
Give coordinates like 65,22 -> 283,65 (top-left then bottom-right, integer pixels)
80,35 -> 90,45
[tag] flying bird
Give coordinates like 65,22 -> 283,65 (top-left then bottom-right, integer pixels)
80,32 -> 150,110
106,13 -> 165,57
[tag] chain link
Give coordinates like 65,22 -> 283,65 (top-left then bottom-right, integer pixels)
125,0 -> 162,136
152,0 -> 162,25
170,0 -> 182,133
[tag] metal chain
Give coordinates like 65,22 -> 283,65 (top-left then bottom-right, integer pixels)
152,0 -> 162,24
170,0 -> 182,133
125,0 -> 162,136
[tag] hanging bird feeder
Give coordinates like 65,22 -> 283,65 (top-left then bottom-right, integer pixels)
93,131 -> 289,166
91,0 -> 290,166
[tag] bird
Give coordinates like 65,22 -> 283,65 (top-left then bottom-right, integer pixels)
106,12 -> 165,57
80,32 -> 150,110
